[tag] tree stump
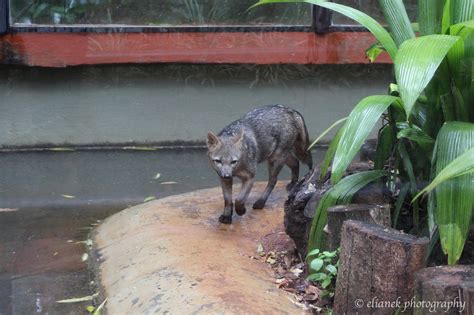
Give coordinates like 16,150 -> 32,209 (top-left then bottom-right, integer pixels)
334,220 -> 429,315
284,161 -> 390,256
461,281 -> 474,315
327,203 -> 391,250
414,265 -> 474,315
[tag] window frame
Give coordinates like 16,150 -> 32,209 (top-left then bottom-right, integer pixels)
3,0 -> 324,34
0,1 -> 392,66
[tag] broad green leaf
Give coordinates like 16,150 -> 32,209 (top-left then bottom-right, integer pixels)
395,35 -> 460,118
452,0 -> 474,24
397,125 -> 435,152
331,95 -> 398,184
325,264 -> 337,274
306,248 -> 320,257
450,19 -> 474,35
428,122 -> 474,264
446,36 -> 466,92
310,258 -> 324,271
306,272 -> 326,281
440,92 -> 456,121
320,126 -> 343,180
366,43 -> 385,63
414,146 -> 474,199
418,0 -> 445,35
378,0 -> 415,47
442,0 -> 453,34
253,0 -> 398,60
375,125 -> 394,170
308,170 -> 387,251
398,140 -> 420,230
393,182 -> 410,228
321,278 -> 332,288
308,117 -> 347,150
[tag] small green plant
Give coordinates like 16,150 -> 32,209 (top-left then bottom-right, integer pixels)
306,248 -> 340,297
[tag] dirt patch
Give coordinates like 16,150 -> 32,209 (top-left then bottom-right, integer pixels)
257,224 -> 331,313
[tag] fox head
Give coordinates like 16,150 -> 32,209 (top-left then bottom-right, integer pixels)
207,130 -> 243,179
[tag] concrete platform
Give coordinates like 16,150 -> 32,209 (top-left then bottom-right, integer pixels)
92,182 -> 305,314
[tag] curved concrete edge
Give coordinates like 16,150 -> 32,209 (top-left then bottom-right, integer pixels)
91,181 -> 308,314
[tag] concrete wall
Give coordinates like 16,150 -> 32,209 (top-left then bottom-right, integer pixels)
0,64 -> 392,147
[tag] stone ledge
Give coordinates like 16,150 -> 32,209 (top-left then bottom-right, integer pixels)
92,181 -> 306,314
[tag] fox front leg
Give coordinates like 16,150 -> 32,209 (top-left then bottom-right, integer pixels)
219,177 -> 233,224
253,159 -> 284,209
235,176 -> 255,216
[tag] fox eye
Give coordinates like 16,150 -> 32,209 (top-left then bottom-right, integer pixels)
231,160 -> 238,165
213,159 -> 222,164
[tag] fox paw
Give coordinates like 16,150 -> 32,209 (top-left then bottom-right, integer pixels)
235,202 -> 246,216
253,199 -> 266,209
219,214 -> 232,224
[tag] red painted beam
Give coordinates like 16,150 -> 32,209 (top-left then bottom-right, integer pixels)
0,31 -> 391,67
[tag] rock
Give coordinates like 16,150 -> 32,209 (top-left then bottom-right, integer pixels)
91,182 -> 310,314
360,138 -> 378,162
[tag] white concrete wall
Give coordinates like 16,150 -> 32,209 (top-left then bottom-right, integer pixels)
0,64 -> 392,147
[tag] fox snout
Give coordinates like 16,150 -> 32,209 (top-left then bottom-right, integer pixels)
218,166 -> 233,179
221,173 -> 232,179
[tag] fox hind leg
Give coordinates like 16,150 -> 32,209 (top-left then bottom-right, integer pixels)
285,154 -> 299,191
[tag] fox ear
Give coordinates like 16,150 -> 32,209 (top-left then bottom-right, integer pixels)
207,131 -> 220,149
233,129 -> 244,145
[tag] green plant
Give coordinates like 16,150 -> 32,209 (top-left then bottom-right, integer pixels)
255,0 -> 474,265
306,248 -> 340,297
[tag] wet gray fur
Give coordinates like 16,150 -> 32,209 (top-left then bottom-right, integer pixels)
207,105 -> 313,224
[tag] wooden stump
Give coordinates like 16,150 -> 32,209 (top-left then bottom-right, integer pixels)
461,281 -> 474,315
284,161 -> 390,256
414,265 -> 474,315
327,203 -> 391,250
334,220 -> 429,315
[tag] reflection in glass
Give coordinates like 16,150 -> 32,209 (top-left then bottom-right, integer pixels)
332,0 -> 418,26
10,0 -> 312,26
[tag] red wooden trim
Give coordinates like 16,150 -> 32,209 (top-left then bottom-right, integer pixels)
0,31 -> 391,67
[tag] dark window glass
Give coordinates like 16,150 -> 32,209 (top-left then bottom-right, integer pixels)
10,0 -> 312,26
332,0 -> 418,26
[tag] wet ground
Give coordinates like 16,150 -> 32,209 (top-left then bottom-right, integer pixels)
0,148 -> 324,314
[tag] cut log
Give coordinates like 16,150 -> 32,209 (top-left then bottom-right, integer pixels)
327,203 -> 391,250
461,280 -> 474,315
334,220 -> 429,315
284,161 -> 390,256
414,265 -> 474,315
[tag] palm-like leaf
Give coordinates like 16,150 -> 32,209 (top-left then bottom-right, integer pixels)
430,122 -> 473,264
394,35 -> 460,118
452,0 -> 474,24
308,170 -> 387,251
331,95 -> 399,184
418,0 -> 445,35
414,146 -> 474,199
253,0 -> 398,60
378,0 -> 415,47
308,117 -> 347,150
